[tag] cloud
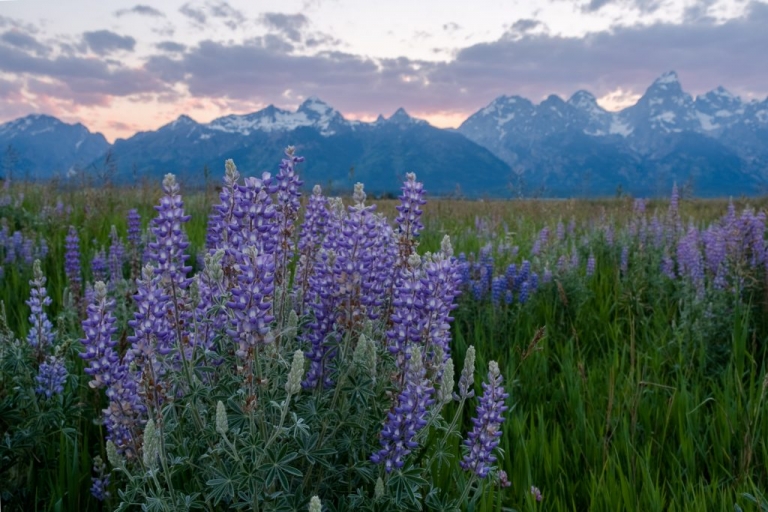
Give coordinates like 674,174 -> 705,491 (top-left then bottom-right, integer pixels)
156,41 -> 186,53
142,2 -> 768,119
114,5 -> 165,18
207,0 -> 245,29
260,13 -> 310,42
180,1 -> 245,29
580,0 -> 665,13
179,3 -> 207,24
83,30 -> 136,55
0,30 -> 48,55
442,22 -> 461,32
508,19 -> 544,34
0,42 -> 168,102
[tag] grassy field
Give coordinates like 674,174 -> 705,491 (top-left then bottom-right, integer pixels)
2,175 -> 768,511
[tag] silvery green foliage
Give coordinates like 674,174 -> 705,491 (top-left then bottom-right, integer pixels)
103,150 -> 508,512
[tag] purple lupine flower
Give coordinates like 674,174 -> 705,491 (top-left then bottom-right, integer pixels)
677,224 -> 704,296
530,486 -> 543,502
537,226 -> 549,250
65,226 -> 81,288
103,366 -> 146,455
35,355 -> 67,398
21,237 -> 34,264
518,281 -> 529,304
385,253 -> 424,367
92,249 -> 108,283
127,209 -> 142,279
491,276 -> 506,305
504,264 -> 517,289
227,246 -> 275,358
620,245 -> 629,275
529,272 -> 539,292
542,267 -> 553,284
294,185 -> 330,313
36,237 -> 48,260
460,361 -> 508,478
556,221 -> 565,241
586,253 -> 596,277
147,174 -> 192,288
108,225 -> 125,283
26,260 -> 54,354
570,246 -> 579,269
232,172 -> 279,256
513,260 -> 530,292
395,172 -> 426,246
208,159 -> 241,258
90,456 -> 110,501
661,251 -> 676,280
274,147 -> 304,287
79,282 -> 120,389
417,236 -> 462,367
371,346 -> 435,472
128,264 -> 173,365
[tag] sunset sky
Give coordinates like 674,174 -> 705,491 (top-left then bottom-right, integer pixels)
0,0 -> 766,141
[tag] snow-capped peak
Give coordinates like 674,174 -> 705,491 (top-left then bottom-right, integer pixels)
653,71 -> 680,86
206,98 -> 349,137
385,107 -> 427,126
568,90 -> 598,109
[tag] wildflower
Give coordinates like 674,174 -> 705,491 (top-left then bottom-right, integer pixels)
586,253 -> 596,276
371,346 -> 435,472
79,281 -> 119,389
35,355 -> 67,398
308,496 -> 322,512
90,456 -> 110,501
531,485 -> 543,502
26,260 -> 54,353
461,361 -> 509,478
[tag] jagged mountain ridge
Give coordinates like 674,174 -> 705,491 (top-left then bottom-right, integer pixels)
2,72 -> 767,197
0,114 -> 109,180
458,71 -> 768,196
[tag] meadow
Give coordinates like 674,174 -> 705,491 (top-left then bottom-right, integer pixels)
2,153 -> 768,511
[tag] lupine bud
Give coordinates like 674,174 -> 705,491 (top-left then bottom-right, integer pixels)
216,401 -> 228,435
457,345 -> 476,400
286,350 -> 305,396
308,496 -> 322,512
106,440 -> 123,468
374,477 -> 385,500
437,357 -> 455,405
142,418 -> 160,470
353,182 -> 366,206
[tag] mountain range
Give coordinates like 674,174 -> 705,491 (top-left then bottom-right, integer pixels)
1,71 -> 767,197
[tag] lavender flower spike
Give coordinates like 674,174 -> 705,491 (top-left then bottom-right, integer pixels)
26,260 -> 54,353
461,360 -> 509,478
371,346 -> 435,472
79,281 -> 120,389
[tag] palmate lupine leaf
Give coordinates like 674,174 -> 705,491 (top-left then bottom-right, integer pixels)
258,444 -> 302,490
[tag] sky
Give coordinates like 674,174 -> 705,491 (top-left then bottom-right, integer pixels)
0,0 -> 766,141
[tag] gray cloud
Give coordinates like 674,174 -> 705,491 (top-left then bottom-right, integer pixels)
0,30 -> 48,55
509,19 -> 544,34
208,1 -> 245,29
179,3 -> 207,24
0,42 -> 168,101
442,22 -> 461,32
83,30 -> 136,55
180,1 -> 245,29
581,0 -> 666,13
115,5 -> 165,17
260,13 -> 309,42
156,41 -> 186,52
